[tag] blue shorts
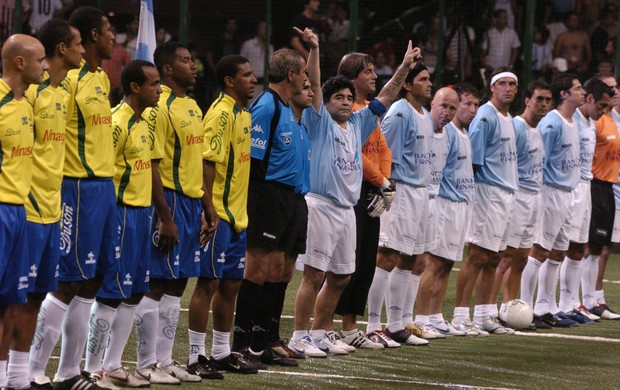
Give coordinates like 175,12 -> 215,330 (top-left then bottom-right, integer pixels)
0,204 -> 29,305
150,189 -> 201,279
59,178 -> 116,281
199,220 -> 246,280
97,205 -> 152,300
26,221 -> 60,294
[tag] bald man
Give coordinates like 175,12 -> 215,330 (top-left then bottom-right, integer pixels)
0,33 -> 47,389
410,87 -> 460,339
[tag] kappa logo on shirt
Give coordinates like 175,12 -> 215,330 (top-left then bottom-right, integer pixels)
252,124 -> 264,133
395,112 -> 403,118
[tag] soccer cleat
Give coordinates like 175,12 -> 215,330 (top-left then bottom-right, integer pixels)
210,352 -> 260,374
450,318 -> 488,336
271,339 -> 306,359
135,364 -> 180,385
432,321 -> 466,336
288,335 -> 327,358
531,316 -> 551,330
326,331 -> 356,353
105,367 -> 151,387
186,355 -> 224,379
418,324 -> 447,339
577,305 -> 600,321
554,312 -> 580,327
475,316 -> 515,335
384,328 -> 429,346
89,372 -> 120,390
52,374 -> 104,390
367,329 -> 401,348
340,329 -> 384,350
257,347 -> 299,366
159,361 -> 202,382
404,323 -> 425,338
315,333 -> 349,355
537,312 -> 576,328
566,309 -> 594,324
31,376 -> 54,390
598,304 -> 620,320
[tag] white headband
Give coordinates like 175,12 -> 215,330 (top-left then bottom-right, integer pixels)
491,71 -> 518,86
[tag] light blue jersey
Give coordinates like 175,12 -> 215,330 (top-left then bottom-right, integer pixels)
573,108 -> 596,181
539,109 -> 580,191
513,116 -> 544,192
439,122 -> 475,203
381,98 -> 433,187
428,131 -> 449,197
301,102 -> 378,207
469,102 -> 519,193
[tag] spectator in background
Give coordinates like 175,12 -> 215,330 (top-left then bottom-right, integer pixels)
290,0 -> 322,60
590,4 -> 617,71
546,12 -> 568,50
0,0 -> 31,44
213,18 -> 240,62
414,15 -> 439,77
532,26 -> 553,80
327,3 -> 348,43
554,12 -> 591,75
102,24 -> 131,107
156,27 -> 171,46
115,15 -> 138,59
444,10 -> 476,83
494,0 -> 516,30
240,20 -> 273,97
28,0 -> 66,34
482,9 -> 521,71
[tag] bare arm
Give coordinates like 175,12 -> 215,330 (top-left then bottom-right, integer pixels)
151,159 -> 178,251
201,160 -> 219,243
290,36 -> 310,60
376,40 -> 422,109
295,27 -> 321,111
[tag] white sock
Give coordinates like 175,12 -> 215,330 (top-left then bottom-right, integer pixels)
414,314 -> 429,326
595,290 -> 606,305
485,304 -> 498,318
534,259 -> 560,316
547,260 -> 561,313
402,273 -> 421,328
520,257 -> 542,308
386,267 -> 411,332
85,301 -> 117,373
0,360 -> 7,388
188,330 -> 206,365
56,296 -> 94,379
429,313 -> 444,324
135,296 -> 159,369
156,294 -> 181,367
292,330 -> 308,341
7,350 -> 29,389
211,330 -> 230,361
473,305 -> 486,323
580,255 -> 599,308
309,329 -> 325,343
452,306 -> 470,322
366,267 -> 389,333
559,257 -> 581,313
29,294 -> 67,380
103,303 -> 138,371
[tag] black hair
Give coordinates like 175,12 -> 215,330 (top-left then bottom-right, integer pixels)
216,55 -> 250,90
453,82 -> 480,100
322,75 -> 356,103
524,80 -> 551,99
583,78 -> 615,101
153,41 -> 186,75
37,19 -> 74,58
121,59 -> 156,96
551,72 -> 579,106
68,6 -> 104,45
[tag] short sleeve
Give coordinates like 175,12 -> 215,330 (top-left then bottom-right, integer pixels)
469,108 -> 493,166
203,107 -> 232,164
250,94 -> 275,160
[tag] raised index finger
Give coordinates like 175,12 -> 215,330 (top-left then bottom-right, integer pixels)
293,26 -> 303,36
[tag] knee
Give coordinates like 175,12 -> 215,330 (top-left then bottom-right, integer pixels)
302,268 -> 325,291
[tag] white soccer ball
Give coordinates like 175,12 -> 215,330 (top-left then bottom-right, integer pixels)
499,299 -> 534,330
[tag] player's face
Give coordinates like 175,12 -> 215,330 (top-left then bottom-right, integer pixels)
325,87 -> 354,124
354,63 -> 377,96
491,77 -> 517,105
64,27 -> 85,69
455,93 -> 479,126
411,70 -> 432,101
231,62 -> 257,102
96,16 -> 115,60
600,76 -> 619,108
432,94 -> 458,128
291,79 -> 313,109
172,47 -> 197,88
525,88 -> 552,120
23,42 -> 48,85
289,57 -> 308,95
138,66 -> 162,108
564,79 -> 586,107
592,93 -> 612,120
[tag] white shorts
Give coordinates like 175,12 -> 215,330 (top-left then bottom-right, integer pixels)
467,182 -> 515,252
612,209 -> 620,243
568,180 -> 591,244
424,197 -> 438,252
378,183 -> 428,256
534,184 -> 573,251
505,188 -> 541,249
297,194 -> 356,274
431,197 -> 472,261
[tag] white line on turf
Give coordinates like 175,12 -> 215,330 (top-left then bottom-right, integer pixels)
514,332 -> 620,343
603,279 -> 620,284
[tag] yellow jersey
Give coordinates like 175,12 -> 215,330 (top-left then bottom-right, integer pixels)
203,93 -> 251,231
24,80 -> 69,223
146,85 -> 204,199
62,60 -> 114,178
112,101 -> 152,207
0,79 -> 34,205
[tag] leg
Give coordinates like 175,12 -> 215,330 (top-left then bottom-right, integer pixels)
311,272 -> 351,331
187,277 -> 219,363
293,265 -> 325,332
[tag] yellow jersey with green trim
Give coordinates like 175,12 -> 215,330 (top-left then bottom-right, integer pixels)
62,60 -> 114,178
24,80 -> 69,223
203,93 -> 251,231
112,101 -> 152,207
147,85 -> 204,199
0,79 -> 34,205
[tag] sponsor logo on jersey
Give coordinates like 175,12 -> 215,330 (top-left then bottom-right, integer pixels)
133,159 -> 151,171
92,114 -> 112,126
238,257 -> 245,269
5,128 -> 20,136
85,251 -> 96,264
217,252 -> 226,263
123,273 -> 133,285
18,276 -> 29,290
251,137 -> 267,149
11,145 -> 33,157
29,264 -> 38,278
95,86 -> 102,94
59,204 -> 74,255
238,151 -> 251,163
21,116 -> 29,125
186,134 -> 204,145
252,124 -> 264,133
43,129 -> 65,142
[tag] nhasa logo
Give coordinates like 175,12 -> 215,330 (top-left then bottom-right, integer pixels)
92,114 -> 112,126
133,159 -> 151,171
186,134 -> 204,145
238,151 -> 251,163
43,129 -> 65,142
11,145 -> 32,157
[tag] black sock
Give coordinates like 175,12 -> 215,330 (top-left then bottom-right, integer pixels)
232,279 -> 262,352
269,282 -> 289,342
250,282 -> 279,352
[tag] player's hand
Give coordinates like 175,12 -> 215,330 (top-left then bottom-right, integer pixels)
367,188 -> 387,218
293,26 -> 319,49
402,40 -> 423,69
201,203 -> 220,244
157,218 -> 179,252
380,185 -> 395,211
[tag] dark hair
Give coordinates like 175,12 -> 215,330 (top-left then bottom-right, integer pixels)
592,71 -> 616,82
322,75 -> 356,103
551,72 -> 579,106
153,41 -> 186,75
37,19 -> 74,58
493,9 -> 507,19
121,60 -> 156,96
216,55 -> 250,89
337,52 -> 374,80
398,63 -> 428,98
583,78 -> 614,101
68,6 -> 104,45
524,80 -> 551,99
453,82 -> 479,100
268,48 -> 305,83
